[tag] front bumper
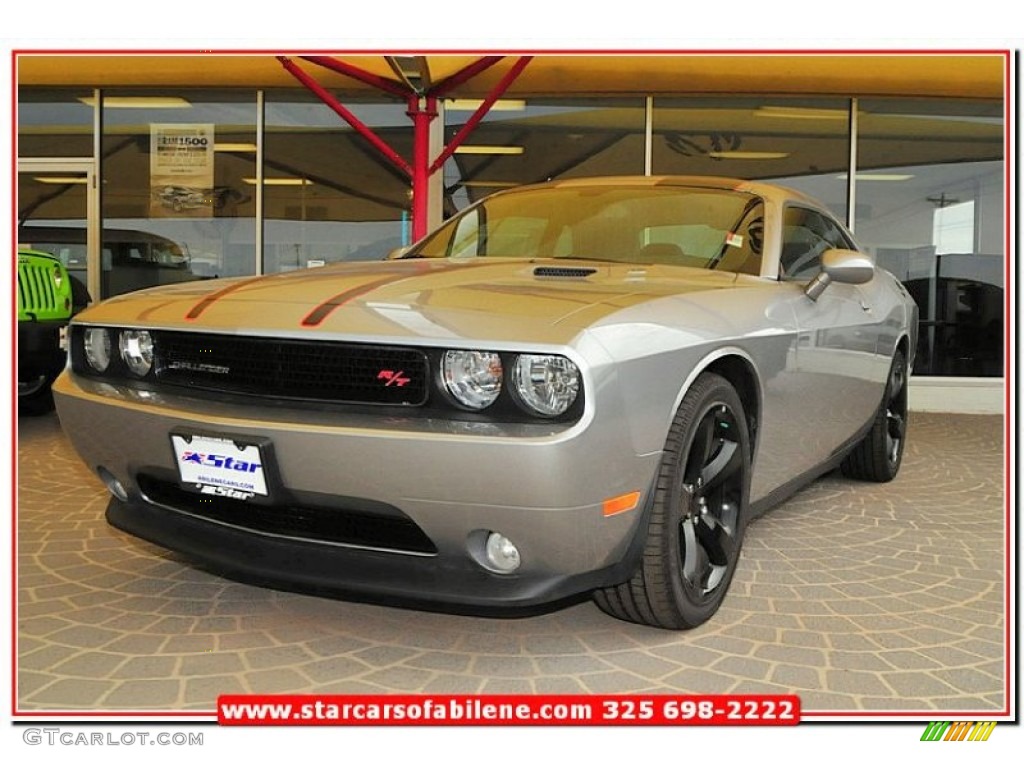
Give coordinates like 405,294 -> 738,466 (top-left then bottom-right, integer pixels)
53,373 -> 660,608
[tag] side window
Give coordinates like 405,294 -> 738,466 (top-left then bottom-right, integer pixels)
780,207 -> 850,280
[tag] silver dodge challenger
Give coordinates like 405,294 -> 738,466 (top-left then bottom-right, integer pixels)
52,176 -> 917,630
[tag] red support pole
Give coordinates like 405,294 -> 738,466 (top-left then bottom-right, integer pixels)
407,95 -> 438,241
429,56 -> 532,174
277,57 -> 412,178
278,54 -> 530,242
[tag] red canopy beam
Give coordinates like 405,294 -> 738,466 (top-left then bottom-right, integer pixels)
427,56 -> 505,98
301,55 -> 411,99
429,56 -> 532,175
278,54 -> 532,242
277,56 -> 412,178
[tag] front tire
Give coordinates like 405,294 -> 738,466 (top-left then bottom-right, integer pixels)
18,373 -> 56,416
594,373 -> 751,629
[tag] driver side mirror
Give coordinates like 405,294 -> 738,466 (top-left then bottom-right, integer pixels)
804,248 -> 875,301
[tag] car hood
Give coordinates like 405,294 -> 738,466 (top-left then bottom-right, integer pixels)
77,258 -> 748,346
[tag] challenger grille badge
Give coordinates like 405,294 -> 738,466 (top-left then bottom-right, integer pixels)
167,361 -> 231,375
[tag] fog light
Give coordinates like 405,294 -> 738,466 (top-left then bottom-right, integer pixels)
484,531 -> 521,573
98,467 -> 128,502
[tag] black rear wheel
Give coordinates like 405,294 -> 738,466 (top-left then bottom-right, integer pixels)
841,350 -> 908,482
594,373 -> 751,629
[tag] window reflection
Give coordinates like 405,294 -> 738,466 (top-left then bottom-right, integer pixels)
442,98 -> 646,214
854,99 -> 1003,377
262,94 -> 410,271
101,90 -> 258,297
653,97 -> 851,222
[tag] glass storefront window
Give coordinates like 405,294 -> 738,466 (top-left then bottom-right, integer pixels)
442,98 -> 646,214
652,97 -> 852,222
17,90 -> 97,287
853,99 -> 1004,377
101,89 -> 258,297
16,88 -> 95,157
20,81 -> 1007,383
263,93 -> 410,271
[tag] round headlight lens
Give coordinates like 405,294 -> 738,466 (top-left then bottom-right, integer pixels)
513,354 -> 580,417
119,329 -> 154,377
83,328 -> 112,373
443,350 -> 503,410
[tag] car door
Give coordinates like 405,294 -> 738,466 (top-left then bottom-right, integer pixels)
780,205 -> 887,475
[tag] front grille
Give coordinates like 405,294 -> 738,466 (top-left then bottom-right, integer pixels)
152,331 -> 429,406
18,263 -> 58,313
137,474 -> 437,554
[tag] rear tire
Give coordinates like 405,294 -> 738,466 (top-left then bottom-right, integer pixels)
594,373 -> 751,629
841,350 -> 908,482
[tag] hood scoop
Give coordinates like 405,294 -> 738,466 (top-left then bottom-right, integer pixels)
533,266 -> 597,279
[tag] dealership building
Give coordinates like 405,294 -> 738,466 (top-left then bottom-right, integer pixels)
18,53 -> 1007,408
14,53 -> 1013,716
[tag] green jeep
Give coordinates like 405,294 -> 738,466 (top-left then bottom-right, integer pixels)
16,248 -> 87,415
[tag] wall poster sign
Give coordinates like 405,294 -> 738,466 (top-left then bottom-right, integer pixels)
150,123 -> 215,218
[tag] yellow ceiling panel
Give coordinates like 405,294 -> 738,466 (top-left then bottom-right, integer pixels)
16,52 -> 1006,99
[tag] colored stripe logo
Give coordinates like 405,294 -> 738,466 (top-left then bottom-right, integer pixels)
920,721 -> 997,742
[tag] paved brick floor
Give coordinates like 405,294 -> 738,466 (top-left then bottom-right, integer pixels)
16,410 -> 1006,713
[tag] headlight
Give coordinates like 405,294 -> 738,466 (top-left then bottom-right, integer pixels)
513,354 -> 580,416
443,350 -> 503,410
119,329 -> 154,377
83,328 -> 112,373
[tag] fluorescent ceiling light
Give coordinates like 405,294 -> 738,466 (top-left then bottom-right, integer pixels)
242,177 -> 312,186
453,145 -> 524,156
708,151 -> 789,160
756,106 -> 849,121
79,96 -> 192,109
33,176 -> 87,184
214,143 -> 258,153
445,99 -> 526,111
837,173 -> 915,182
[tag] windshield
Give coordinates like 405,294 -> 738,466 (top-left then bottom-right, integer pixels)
410,185 -> 763,273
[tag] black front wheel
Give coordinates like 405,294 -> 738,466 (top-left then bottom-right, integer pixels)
18,373 -> 56,416
594,373 -> 751,629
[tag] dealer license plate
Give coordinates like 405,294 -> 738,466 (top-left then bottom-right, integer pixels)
171,434 -> 269,500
